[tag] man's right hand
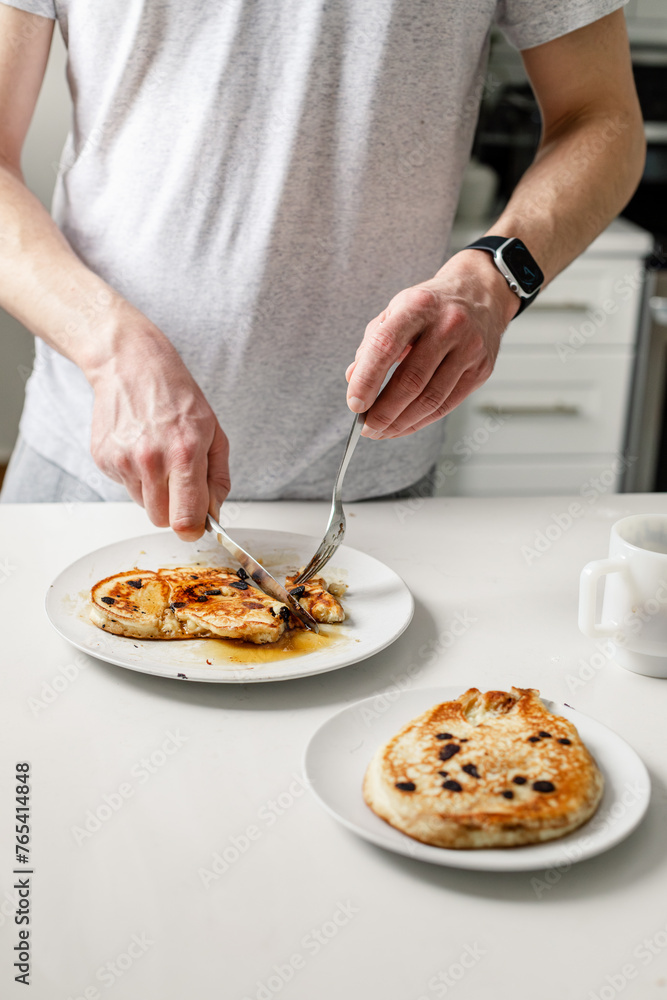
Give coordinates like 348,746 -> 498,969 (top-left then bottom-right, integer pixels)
87,319 -> 231,541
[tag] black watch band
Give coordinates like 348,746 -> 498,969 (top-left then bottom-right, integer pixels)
462,237 -> 543,317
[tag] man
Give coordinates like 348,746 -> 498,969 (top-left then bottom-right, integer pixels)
0,1 -> 645,540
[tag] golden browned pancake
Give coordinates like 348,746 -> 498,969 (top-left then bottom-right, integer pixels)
90,565 -> 345,643
284,573 -> 345,623
363,687 -> 604,849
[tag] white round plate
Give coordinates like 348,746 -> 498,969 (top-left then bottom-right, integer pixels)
45,529 -> 413,683
304,686 -> 651,872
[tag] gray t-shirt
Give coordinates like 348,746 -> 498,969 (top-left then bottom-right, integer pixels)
6,0 -> 625,500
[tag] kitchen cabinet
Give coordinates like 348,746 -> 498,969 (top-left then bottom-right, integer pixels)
625,0 -> 667,45
436,217 -> 653,497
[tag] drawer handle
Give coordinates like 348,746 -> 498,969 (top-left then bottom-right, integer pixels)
477,404 -> 581,417
650,297 -> 667,327
528,302 -> 592,312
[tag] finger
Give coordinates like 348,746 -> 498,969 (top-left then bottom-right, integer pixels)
106,454 -> 144,508
141,473 -> 170,527
346,287 -> 437,413
360,335 -> 456,438
126,441 -> 170,525
345,344 -> 410,389
206,424 -> 231,518
383,367 -> 484,438
371,356 -> 473,439
168,446 -> 210,541
123,475 -> 145,509
92,440 -> 145,506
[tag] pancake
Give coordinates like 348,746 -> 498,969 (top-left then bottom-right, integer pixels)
285,573 -> 345,623
363,687 -> 604,849
162,566 -> 286,643
90,570 -> 175,640
90,565 -> 344,643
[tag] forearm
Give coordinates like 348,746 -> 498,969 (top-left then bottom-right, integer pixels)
0,161 -> 172,380
486,108 -> 646,287
0,162 -> 230,534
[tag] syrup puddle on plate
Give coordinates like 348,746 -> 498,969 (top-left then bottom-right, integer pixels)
200,624 -> 346,665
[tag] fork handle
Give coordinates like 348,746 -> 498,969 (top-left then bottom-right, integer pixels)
333,412 -> 366,504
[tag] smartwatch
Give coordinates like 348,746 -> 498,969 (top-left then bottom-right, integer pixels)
462,236 -> 544,316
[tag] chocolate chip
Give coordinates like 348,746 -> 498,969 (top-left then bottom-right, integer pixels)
539,731 -> 552,738
528,736 -> 541,743
438,744 -> 460,761
462,764 -> 480,778
289,586 -> 306,598
127,579 -> 143,589
204,589 -> 222,596
279,606 -> 291,623
196,595 -> 209,602
230,581 -> 248,590
512,776 -> 527,785
170,601 -> 186,609
557,738 -> 572,745
100,596 -> 115,605
438,771 -> 448,778
395,781 -> 416,792
268,607 -> 276,617
190,575 -> 199,579
501,790 -> 514,799
436,732 -> 454,740
533,781 -> 556,793
237,567 -> 248,579
442,780 -> 462,792
459,738 -> 469,743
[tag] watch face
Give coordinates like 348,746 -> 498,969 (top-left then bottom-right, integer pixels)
502,240 -> 544,294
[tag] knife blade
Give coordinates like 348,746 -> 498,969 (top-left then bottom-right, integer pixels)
205,514 -> 319,633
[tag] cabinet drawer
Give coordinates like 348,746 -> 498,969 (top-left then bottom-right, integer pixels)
441,351 -> 633,457
434,456 -> 629,497
502,258 -> 643,347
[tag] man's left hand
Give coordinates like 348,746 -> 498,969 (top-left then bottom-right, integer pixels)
346,249 -> 519,439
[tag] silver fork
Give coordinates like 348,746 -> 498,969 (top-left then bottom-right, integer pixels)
292,411 -> 366,585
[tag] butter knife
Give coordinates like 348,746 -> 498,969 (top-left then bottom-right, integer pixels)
205,514 -> 319,633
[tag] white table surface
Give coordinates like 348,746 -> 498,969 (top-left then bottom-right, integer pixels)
2,496 -> 667,1000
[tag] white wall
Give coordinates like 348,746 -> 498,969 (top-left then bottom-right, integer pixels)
0,27 -> 71,462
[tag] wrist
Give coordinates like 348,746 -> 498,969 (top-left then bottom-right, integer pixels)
438,249 -> 520,327
79,299 -> 175,388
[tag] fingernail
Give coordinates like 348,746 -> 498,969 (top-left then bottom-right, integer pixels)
348,396 -> 366,412
363,427 -> 382,440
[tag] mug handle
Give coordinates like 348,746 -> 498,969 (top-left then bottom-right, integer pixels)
578,557 -> 626,637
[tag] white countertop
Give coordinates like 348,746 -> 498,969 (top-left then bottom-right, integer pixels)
2,496 -> 667,999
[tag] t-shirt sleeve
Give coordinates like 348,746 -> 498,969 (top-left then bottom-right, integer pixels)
0,0 -> 55,18
494,0 -> 628,50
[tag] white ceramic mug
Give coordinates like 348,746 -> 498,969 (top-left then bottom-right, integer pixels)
579,513 -> 667,677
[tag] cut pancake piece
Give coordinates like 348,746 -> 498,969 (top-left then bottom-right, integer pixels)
90,570 -> 176,639
164,567 -> 287,643
363,687 -> 604,849
285,573 -> 345,623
